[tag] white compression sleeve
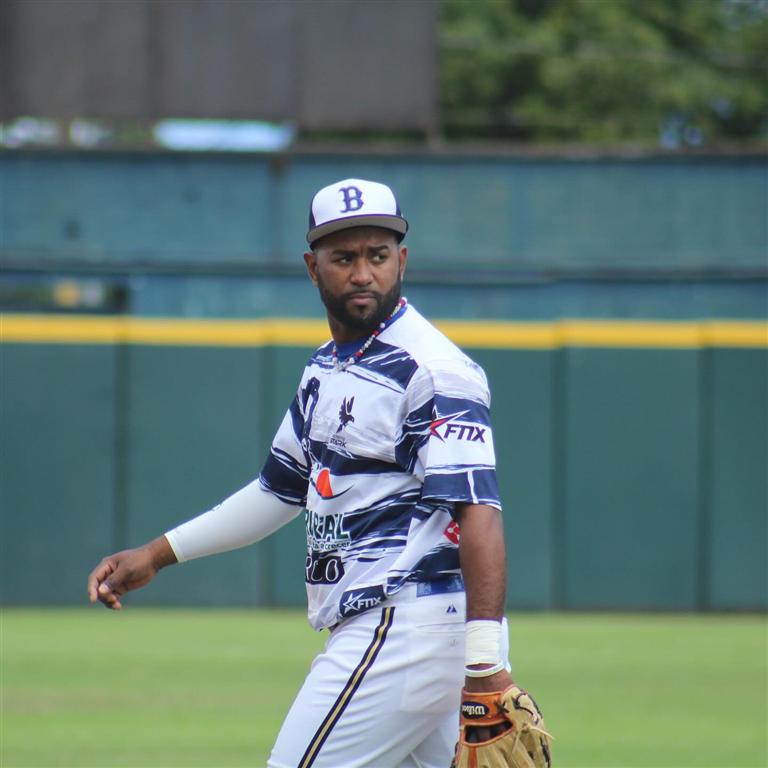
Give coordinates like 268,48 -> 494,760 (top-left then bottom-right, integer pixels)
164,479 -> 302,563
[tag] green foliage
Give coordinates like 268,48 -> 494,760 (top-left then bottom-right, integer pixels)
2,609 -> 767,766
440,0 -> 768,145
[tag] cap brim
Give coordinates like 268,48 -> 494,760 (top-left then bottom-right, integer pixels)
307,214 -> 408,245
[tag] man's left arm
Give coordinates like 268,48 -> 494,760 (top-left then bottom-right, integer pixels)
454,502 -> 553,767
455,502 -> 514,693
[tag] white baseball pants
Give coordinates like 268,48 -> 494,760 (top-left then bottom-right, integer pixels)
268,585 -> 468,768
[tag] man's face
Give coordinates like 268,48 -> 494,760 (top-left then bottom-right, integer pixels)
304,227 -> 408,342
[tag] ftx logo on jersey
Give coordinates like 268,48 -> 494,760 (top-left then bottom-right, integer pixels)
429,409 -> 487,443
339,585 -> 385,618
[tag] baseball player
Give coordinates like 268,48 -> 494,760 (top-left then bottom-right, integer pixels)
87,179 -> 551,768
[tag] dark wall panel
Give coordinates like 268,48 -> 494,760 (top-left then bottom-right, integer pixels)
1,0 -> 437,129
707,349 -> 768,610
153,0 -> 298,121
561,349 -> 701,609
1,0 -> 151,120
0,344 -> 116,604
298,1 -> 437,131
123,346 -> 270,605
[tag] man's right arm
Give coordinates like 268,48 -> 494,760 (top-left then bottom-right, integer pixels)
86,479 -> 302,610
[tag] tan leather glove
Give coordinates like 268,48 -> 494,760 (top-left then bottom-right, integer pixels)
452,684 -> 552,768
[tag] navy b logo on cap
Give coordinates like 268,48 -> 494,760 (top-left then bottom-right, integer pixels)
307,178 -> 408,246
339,186 -> 364,213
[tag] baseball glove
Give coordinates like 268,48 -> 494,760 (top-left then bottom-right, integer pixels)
451,684 -> 552,768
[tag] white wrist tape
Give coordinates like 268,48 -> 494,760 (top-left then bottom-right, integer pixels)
465,619 -> 503,667
464,661 -> 506,678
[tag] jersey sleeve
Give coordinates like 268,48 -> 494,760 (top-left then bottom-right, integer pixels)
258,376 -> 312,506
396,357 -> 501,510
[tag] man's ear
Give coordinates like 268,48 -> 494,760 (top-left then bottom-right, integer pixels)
304,251 -> 318,286
398,245 -> 408,280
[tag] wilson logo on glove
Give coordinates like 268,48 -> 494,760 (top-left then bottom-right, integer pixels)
461,702 -> 490,719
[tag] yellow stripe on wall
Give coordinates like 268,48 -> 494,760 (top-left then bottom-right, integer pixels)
0,315 -> 331,347
1,313 -> 767,349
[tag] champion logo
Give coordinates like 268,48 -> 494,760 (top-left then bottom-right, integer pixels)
429,410 -> 487,443
310,468 -> 350,500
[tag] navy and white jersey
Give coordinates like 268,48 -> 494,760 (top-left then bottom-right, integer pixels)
259,302 -> 501,630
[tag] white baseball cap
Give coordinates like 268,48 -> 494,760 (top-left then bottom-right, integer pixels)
307,178 -> 408,246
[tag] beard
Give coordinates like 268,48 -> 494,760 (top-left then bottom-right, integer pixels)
317,274 -> 402,337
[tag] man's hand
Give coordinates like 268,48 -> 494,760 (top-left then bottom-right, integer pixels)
87,536 -> 177,610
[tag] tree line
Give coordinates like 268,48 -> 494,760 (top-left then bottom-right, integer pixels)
440,0 -> 768,146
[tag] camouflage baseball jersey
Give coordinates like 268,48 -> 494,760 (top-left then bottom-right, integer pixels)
259,302 -> 501,630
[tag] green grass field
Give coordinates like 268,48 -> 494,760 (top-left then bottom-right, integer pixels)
1,609 -> 766,768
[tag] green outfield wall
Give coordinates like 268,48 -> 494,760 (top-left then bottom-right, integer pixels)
1,150 -> 766,612
2,319 -> 765,612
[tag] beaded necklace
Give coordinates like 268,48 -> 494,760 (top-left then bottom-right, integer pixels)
332,297 -> 407,371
